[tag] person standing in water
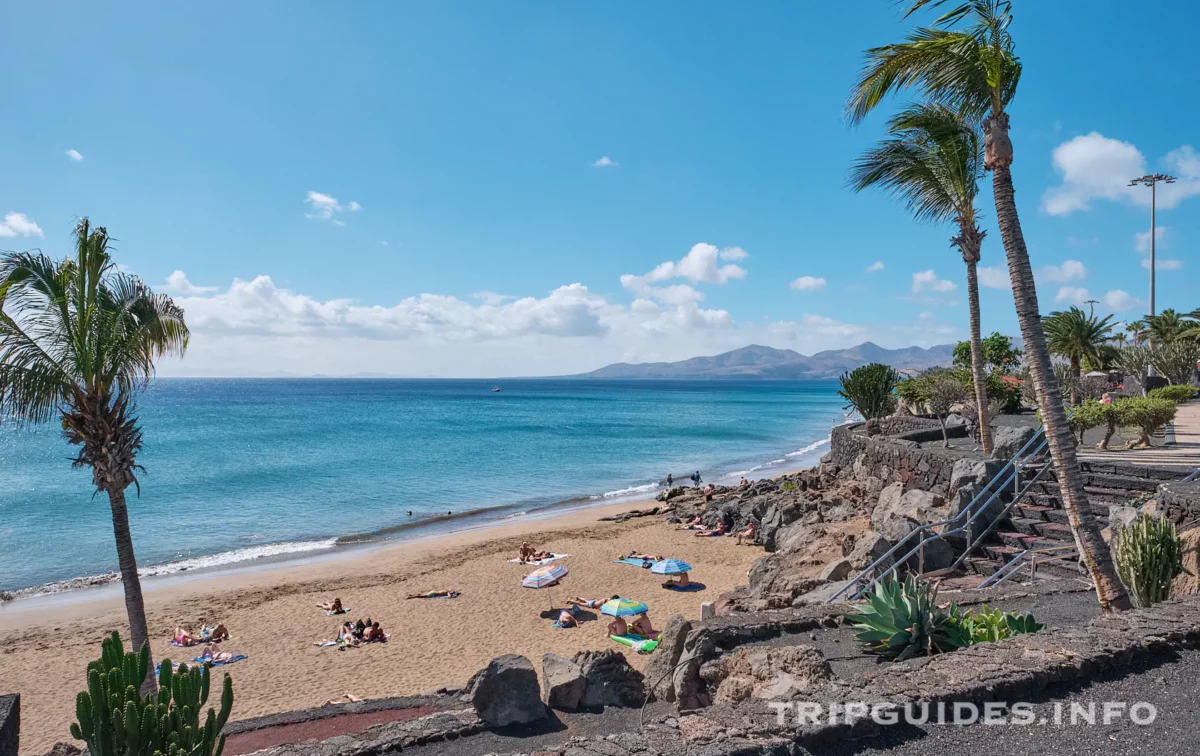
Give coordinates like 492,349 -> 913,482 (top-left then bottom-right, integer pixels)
691,470 -> 702,486
666,473 -> 673,487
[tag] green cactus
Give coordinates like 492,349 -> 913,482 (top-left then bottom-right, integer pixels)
846,574 -> 972,661
1116,514 -> 1189,607
71,630 -> 233,756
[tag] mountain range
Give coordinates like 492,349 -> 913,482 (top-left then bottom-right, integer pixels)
567,342 -> 956,380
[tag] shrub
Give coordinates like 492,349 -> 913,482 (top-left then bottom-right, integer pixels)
1115,515 -> 1188,607
1149,384 -> 1197,403
848,575 -> 1043,661
1119,396 -> 1178,448
838,363 -> 900,435
1151,341 -> 1200,386
928,377 -> 970,447
72,631 -> 233,756
780,481 -> 798,492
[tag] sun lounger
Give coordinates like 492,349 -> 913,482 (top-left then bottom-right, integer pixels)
507,553 -> 569,565
610,633 -> 659,653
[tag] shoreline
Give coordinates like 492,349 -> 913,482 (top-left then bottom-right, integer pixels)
0,496 -> 767,755
2,437 -> 831,604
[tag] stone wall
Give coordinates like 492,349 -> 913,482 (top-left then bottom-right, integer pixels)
1159,481 -> 1200,526
828,421 -> 988,497
0,695 -> 17,756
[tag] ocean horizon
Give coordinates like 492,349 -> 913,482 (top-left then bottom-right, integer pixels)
0,378 -> 845,594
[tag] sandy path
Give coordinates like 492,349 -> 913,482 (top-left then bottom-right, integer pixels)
0,504 -> 761,755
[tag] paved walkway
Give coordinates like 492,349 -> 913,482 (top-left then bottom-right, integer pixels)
1078,400 -> 1200,473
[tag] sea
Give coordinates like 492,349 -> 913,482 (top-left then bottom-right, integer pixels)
0,379 -> 846,595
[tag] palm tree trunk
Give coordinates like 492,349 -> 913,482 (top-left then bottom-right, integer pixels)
108,486 -> 157,691
964,259 -> 993,454
986,119 -> 1131,613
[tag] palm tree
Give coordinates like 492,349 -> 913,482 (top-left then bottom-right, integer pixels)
0,219 -> 189,680
846,0 -> 1132,612
1144,309 -> 1197,345
1044,307 -> 1115,401
850,103 -> 993,454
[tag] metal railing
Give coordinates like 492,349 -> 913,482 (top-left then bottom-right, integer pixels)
977,543 -> 1078,589
945,458 -> 1057,573
826,426 -> 1048,603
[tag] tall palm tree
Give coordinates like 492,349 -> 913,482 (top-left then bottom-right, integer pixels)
0,219 -> 189,680
846,0 -> 1132,612
849,102 -> 993,454
1143,309 -> 1196,345
1044,306 -> 1115,401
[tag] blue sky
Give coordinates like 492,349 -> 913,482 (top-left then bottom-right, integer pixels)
1,1 -> 1196,377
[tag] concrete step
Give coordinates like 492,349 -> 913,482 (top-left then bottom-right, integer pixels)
1007,517 -> 1077,541
998,531 -> 1063,551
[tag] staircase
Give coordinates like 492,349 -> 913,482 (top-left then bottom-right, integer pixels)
962,461 -> 1172,580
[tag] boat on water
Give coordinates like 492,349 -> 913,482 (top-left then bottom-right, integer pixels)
491,386 -> 501,392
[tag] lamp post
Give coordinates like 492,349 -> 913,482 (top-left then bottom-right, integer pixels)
1128,173 -> 1177,319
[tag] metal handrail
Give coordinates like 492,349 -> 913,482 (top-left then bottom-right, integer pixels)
977,544 -> 1078,589
945,459 -> 1057,573
1183,468 -> 1200,483
825,426 -> 1047,603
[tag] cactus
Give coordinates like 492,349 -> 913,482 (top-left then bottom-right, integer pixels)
71,630 -> 233,756
1116,515 -> 1189,607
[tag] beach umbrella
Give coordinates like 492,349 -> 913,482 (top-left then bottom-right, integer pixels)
599,597 -> 648,617
522,563 -> 568,589
650,559 -> 692,576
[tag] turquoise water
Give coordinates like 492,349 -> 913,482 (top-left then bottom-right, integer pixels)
0,379 -> 844,592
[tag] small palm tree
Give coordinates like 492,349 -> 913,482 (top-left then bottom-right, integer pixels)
0,219 -> 188,683
838,363 -> 900,436
1044,306 -> 1115,401
846,0 -> 1131,611
850,102 -> 993,454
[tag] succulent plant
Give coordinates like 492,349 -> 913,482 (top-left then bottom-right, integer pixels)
1116,515 -> 1189,607
847,574 -> 970,661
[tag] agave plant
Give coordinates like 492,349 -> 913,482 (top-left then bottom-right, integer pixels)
847,574 -> 970,660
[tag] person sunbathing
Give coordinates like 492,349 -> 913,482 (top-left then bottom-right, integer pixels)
607,616 -> 629,637
695,522 -> 726,537
338,623 -> 360,646
739,477 -> 750,488
631,613 -> 658,639
406,589 -> 461,599
555,608 -> 578,628
529,550 -> 554,562
325,693 -> 363,705
624,550 -> 664,561
201,623 -> 230,642
664,571 -> 691,588
317,598 -> 345,613
362,622 -> 386,641
518,542 -> 535,562
174,627 -> 201,646
197,645 -> 237,664
567,596 -> 608,609
677,516 -> 703,530
736,521 -> 757,545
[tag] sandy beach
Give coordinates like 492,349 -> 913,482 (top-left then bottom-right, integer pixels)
0,500 -> 762,755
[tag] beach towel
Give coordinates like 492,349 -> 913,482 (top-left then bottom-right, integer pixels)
324,608 -> 351,616
664,583 -> 704,592
191,654 -> 247,667
614,557 -> 657,568
610,634 -> 659,653
313,640 -> 340,647
408,591 -> 460,599
507,553 -> 569,565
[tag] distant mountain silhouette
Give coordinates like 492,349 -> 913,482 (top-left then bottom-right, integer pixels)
567,342 -> 955,380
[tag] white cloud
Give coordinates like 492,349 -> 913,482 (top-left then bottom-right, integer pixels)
1054,287 -> 1090,305
789,276 -> 827,292
590,156 -> 619,168
163,270 -> 218,296
304,191 -> 361,224
1104,290 -> 1142,312
1134,226 -> 1167,254
719,246 -> 748,261
911,270 -> 957,293
65,149 -> 83,161
866,261 -> 885,273
1041,133 -> 1200,215
977,266 -> 1011,290
1037,260 -> 1087,283
769,314 -> 868,341
0,212 -> 44,238
1142,258 -> 1183,271
621,243 -> 748,295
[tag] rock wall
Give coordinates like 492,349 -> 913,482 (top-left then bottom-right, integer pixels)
828,421 -> 988,497
1159,481 -> 1200,526
0,695 -> 17,756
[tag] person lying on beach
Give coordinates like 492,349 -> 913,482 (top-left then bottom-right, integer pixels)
567,595 -> 618,610
325,693 -> 364,706
317,598 -> 345,614
694,522 -> 726,537
338,622 -> 360,646
406,590 -> 461,599
555,608 -> 578,628
663,571 -> 691,588
623,550 -> 664,561
201,623 -> 230,642
607,616 -> 629,637
197,645 -> 238,664
676,516 -> 703,530
736,521 -> 757,545
174,627 -> 201,646
362,621 -> 387,641
631,613 -> 658,639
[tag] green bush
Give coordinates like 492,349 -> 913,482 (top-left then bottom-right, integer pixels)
838,363 -> 900,435
848,575 -> 1043,661
1115,515 -> 1188,608
1119,396 -> 1178,448
1149,384 -> 1197,403
72,631 -> 233,756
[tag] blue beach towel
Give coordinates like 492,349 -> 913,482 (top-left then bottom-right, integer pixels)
664,582 -> 704,592
615,557 -> 657,568
191,654 -> 247,667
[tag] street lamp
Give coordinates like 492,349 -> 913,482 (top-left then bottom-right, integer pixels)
1128,173 -> 1177,319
